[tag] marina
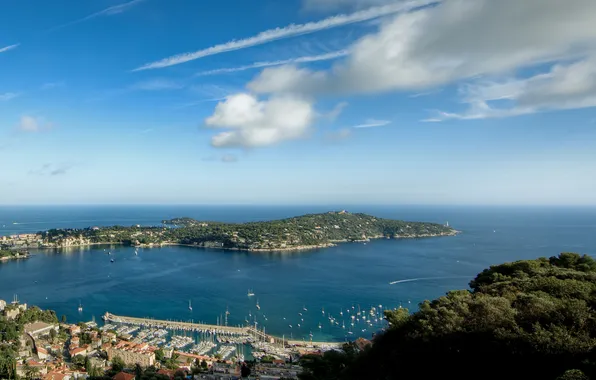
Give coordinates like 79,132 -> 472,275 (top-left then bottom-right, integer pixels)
102,312 -> 345,360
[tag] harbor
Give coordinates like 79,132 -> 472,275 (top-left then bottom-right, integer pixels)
102,312 -> 344,361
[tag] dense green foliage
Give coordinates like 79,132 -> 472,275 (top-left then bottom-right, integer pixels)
0,249 -> 28,259
0,305 -> 57,379
301,252 -> 596,380
37,211 -> 455,251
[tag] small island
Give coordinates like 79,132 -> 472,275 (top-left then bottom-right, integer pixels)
1,211 -> 458,252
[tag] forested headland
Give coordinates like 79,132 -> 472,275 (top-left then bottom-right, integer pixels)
299,252 -> 596,380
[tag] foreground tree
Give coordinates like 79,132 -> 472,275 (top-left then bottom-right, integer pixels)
306,253 -> 596,380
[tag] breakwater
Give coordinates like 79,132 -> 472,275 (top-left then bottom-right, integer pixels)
103,312 -> 343,348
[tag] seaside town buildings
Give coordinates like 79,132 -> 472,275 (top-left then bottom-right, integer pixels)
1,298 -> 306,379
107,341 -> 157,367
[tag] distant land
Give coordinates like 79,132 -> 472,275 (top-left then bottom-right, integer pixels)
1,211 -> 458,252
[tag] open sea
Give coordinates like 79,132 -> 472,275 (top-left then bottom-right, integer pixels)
1,205 -> 595,342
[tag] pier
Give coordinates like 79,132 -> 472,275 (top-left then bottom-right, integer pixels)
103,312 -> 343,348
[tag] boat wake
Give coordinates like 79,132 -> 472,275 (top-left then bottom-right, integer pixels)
389,275 -> 471,285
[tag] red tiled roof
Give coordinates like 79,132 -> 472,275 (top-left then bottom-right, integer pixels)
112,371 -> 136,380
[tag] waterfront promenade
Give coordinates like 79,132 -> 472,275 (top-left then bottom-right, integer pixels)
103,312 -> 343,348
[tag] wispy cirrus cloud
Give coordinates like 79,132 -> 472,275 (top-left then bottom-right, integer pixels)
351,119 -> 390,128
0,92 -> 20,101
133,0 -> 436,71
48,0 -> 145,32
0,44 -> 19,54
196,50 -> 349,76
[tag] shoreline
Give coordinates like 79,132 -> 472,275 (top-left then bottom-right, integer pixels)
27,230 -> 460,253
0,253 -> 30,262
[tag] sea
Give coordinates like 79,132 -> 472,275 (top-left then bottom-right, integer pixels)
1,205 -> 595,342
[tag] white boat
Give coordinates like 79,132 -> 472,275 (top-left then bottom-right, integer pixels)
78,301 -> 83,312
256,299 -> 260,310
188,300 -> 193,311
247,289 -> 255,297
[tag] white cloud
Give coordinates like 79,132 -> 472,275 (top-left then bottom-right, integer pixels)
432,57 -> 596,120
352,119 -> 390,128
196,50 -> 349,76
324,101 -> 348,120
48,0 -> 145,32
0,92 -> 19,101
205,93 -> 315,148
249,0 -> 596,96
18,116 -> 52,132
133,0 -> 435,71
0,44 -> 19,54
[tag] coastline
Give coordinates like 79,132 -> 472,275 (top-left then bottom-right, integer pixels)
0,253 -> 30,262
29,230 -> 460,253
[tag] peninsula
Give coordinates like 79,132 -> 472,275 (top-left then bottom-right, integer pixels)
2,211 -> 458,252
0,249 -> 29,261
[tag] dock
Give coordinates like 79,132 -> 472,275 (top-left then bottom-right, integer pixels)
103,312 -> 343,348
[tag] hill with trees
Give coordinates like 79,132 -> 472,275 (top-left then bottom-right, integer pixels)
300,252 -> 596,380
33,211 -> 456,251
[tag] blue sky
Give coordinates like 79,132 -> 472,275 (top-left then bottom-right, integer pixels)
1,0 -> 595,205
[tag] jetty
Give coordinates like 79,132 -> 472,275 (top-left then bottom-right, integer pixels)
103,312 -> 343,348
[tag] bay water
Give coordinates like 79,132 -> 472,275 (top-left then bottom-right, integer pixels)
1,205 -> 595,342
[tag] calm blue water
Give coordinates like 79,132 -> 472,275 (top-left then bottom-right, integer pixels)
1,205 -> 595,342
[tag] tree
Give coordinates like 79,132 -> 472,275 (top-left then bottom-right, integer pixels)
23,363 -> 40,380
84,355 -> 91,372
135,363 -> 143,379
200,360 -> 208,370
61,315 -> 67,324
72,355 -> 86,369
173,369 -> 186,380
556,370 -> 589,380
383,308 -> 410,329
342,253 -> 596,380
190,359 -> 201,375
49,328 -> 56,343
164,358 -> 178,370
241,362 -> 251,378
111,356 -> 125,372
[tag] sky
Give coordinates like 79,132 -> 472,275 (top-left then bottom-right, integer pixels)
1,0 -> 595,205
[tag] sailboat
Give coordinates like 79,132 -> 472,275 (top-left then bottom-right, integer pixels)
78,301 -> 83,312
256,299 -> 261,310
188,300 -> 193,311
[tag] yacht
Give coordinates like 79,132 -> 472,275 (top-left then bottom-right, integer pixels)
188,300 -> 193,311
78,301 -> 83,312
247,289 -> 255,297
256,299 -> 260,310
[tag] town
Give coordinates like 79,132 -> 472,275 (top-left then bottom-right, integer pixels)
0,298 -> 371,380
